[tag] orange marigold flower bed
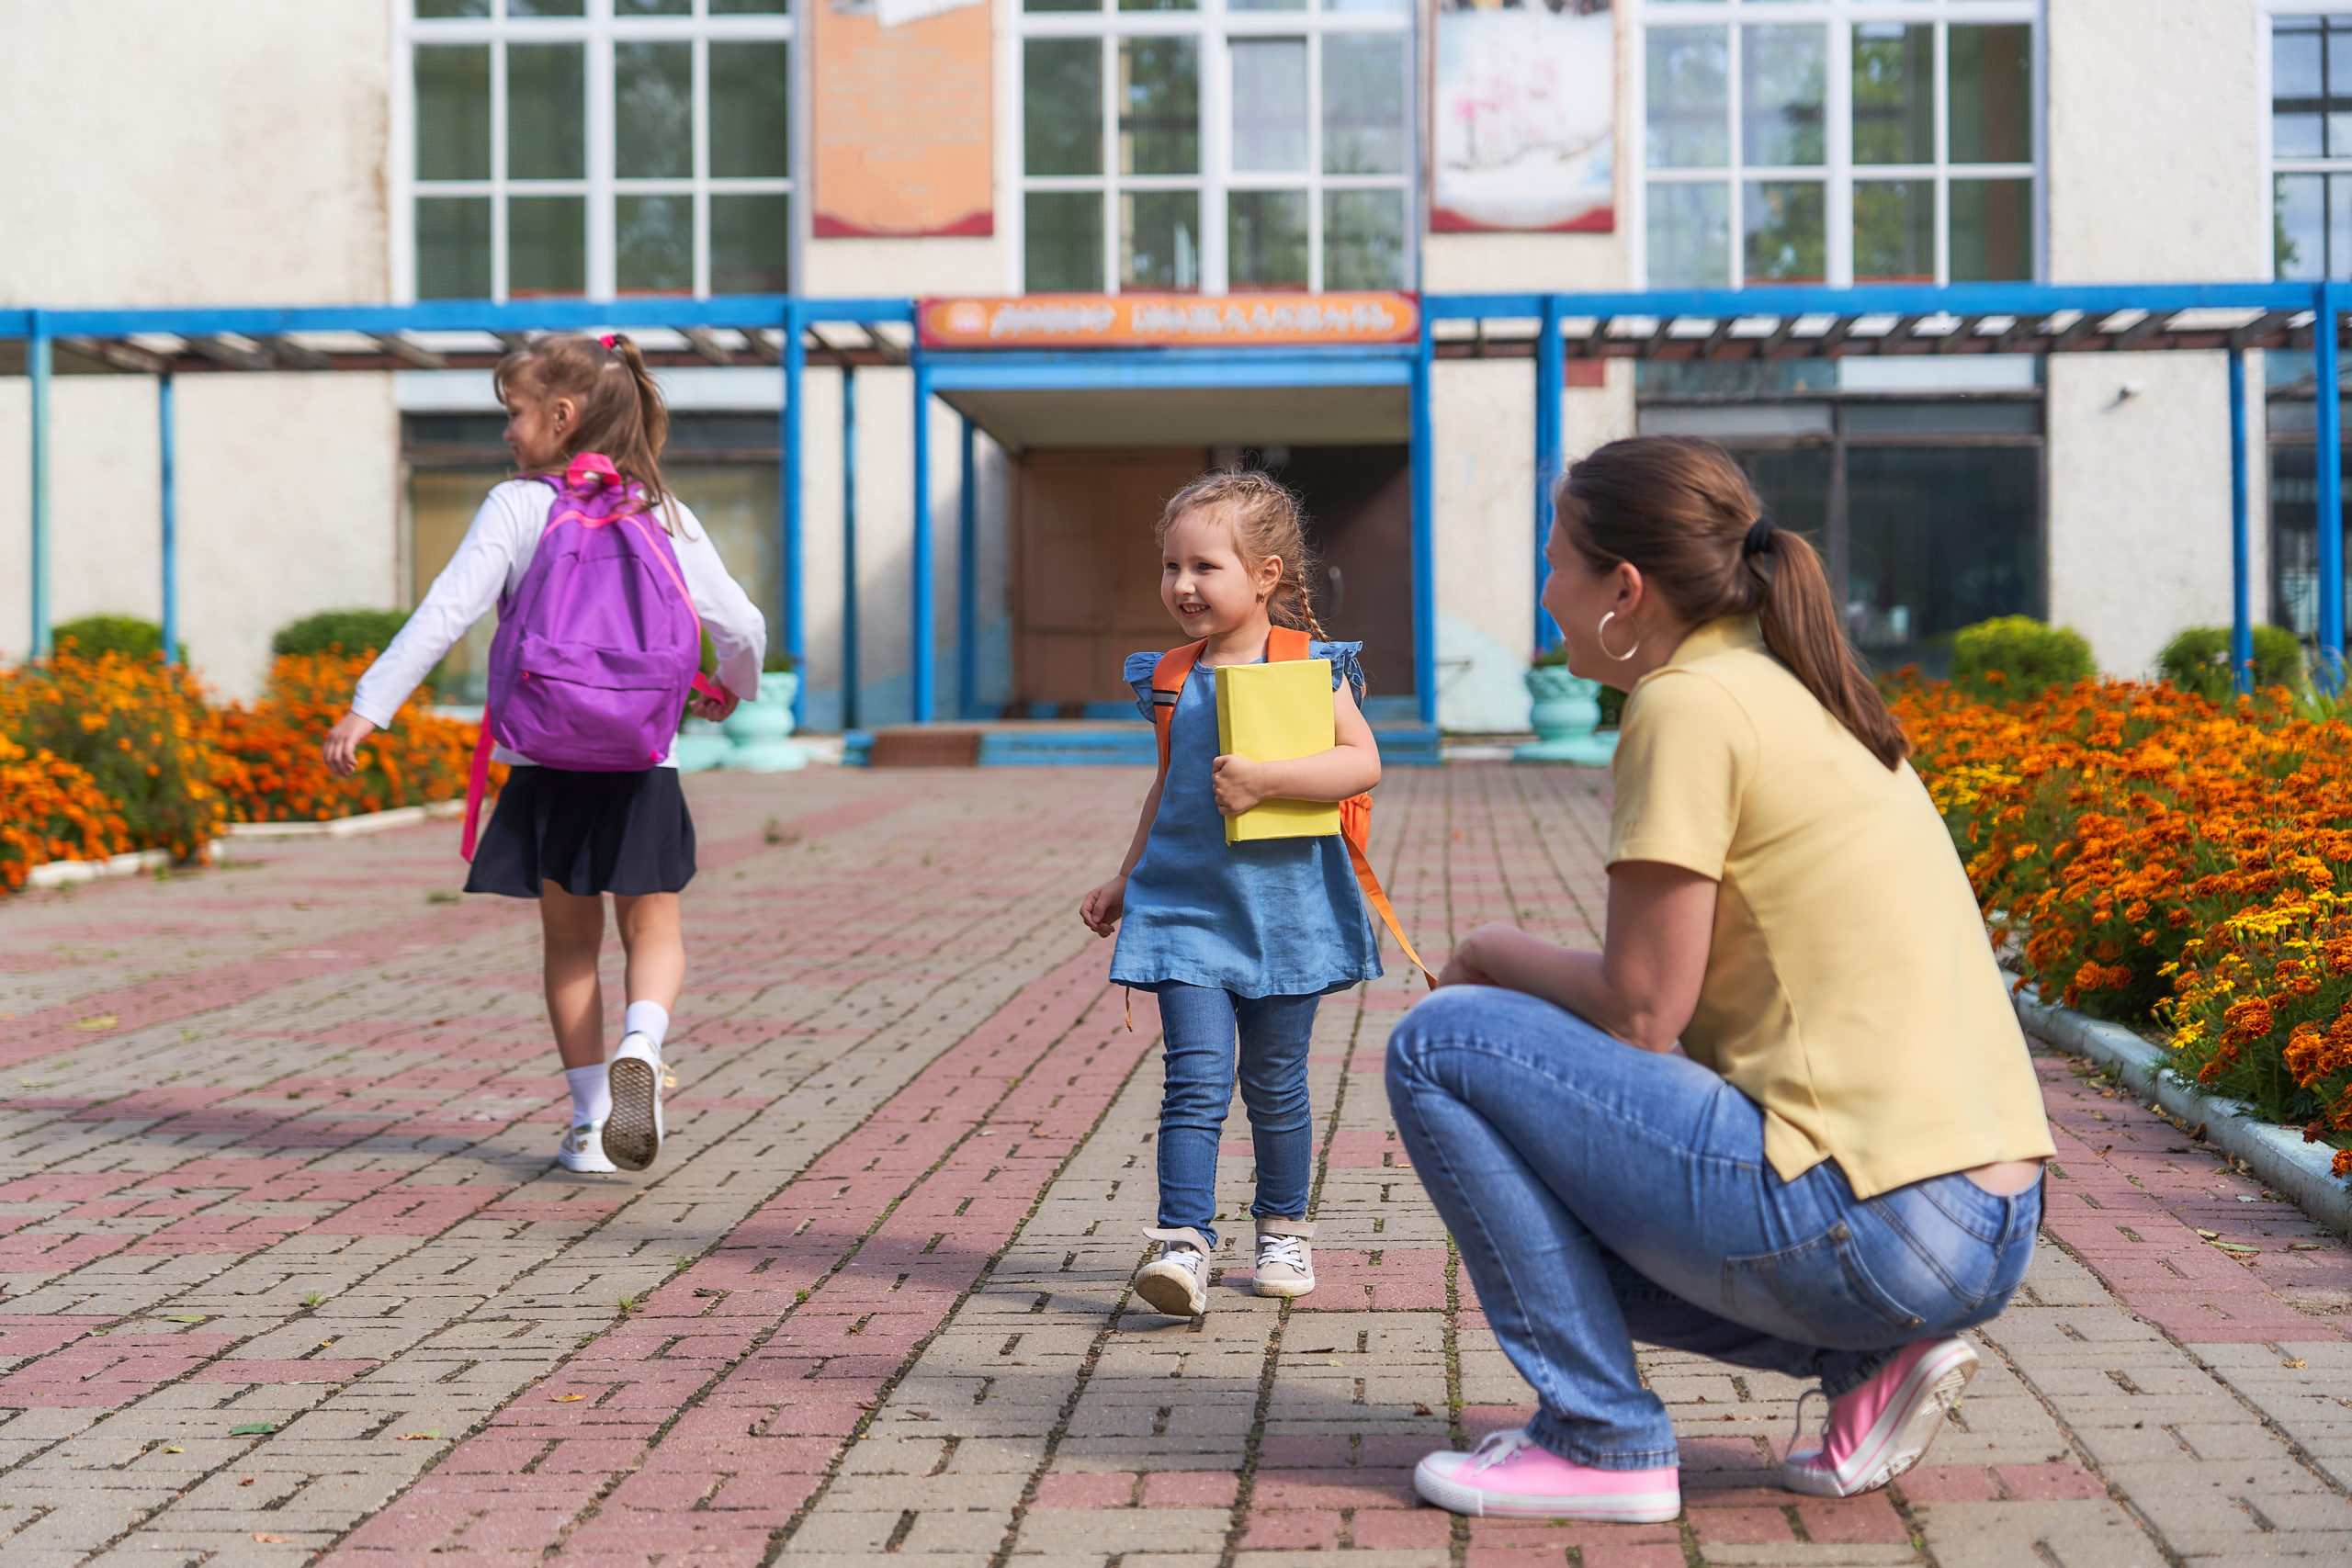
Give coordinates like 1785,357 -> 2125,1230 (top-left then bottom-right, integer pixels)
0,737 -> 130,892
212,652 -> 492,825
1895,673 -> 2352,1147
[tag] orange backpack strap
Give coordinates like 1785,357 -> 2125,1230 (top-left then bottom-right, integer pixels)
1150,641 -> 1208,781
1267,626 -> 1432,986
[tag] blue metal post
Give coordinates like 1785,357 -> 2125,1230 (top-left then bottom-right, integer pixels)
781,300 -> 807,727
28,312 -> 51,657
911,355 -> 934,724
1409,313 -> 1438,728
956,416 -> 978,722
842,364 -> 860,731
2320,282 -> 2345,673
2229,349 -> 2251,694
1534,295 -> 1564,651
159,374 -> 178,664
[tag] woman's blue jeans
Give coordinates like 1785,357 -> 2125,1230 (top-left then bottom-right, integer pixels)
1155,982 -> 1319,1247
1385,986 -> 2041,1472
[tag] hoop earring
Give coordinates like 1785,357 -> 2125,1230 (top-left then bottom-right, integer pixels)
1597,611 -> 1640,662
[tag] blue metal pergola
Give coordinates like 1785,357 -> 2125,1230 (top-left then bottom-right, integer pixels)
1,279 -> 2337,728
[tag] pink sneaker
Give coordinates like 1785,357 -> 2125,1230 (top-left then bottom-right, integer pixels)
1781,1337 -> 1978,1497
1413,1428 -> 1679,1521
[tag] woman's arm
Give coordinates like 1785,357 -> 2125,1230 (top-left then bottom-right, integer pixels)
1212,675 -> 1381,815
1440,860 -> 1718,1053
1080,774 -> 1165,936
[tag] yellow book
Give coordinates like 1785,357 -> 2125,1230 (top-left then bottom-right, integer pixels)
1215,660 -> 1343,845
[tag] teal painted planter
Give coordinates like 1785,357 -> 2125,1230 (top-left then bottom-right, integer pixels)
673,716 -> 733,773
1514,665 -> 1618,765
721,672 -> 807,772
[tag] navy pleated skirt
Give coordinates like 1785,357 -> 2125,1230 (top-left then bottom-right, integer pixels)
464,764 -> 696,898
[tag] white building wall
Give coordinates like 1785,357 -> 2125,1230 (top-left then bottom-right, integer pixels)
0,0 -> 397,694
2043,0 -> 2269,674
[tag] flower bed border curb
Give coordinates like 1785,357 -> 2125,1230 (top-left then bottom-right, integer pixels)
224,800 -> 464,841
2006,970 -> 2351,1237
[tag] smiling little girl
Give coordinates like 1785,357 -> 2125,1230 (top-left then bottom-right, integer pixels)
1079,469 -> 1386,1317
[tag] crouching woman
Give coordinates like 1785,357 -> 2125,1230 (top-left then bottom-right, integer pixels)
1389,436 -> 2052,1523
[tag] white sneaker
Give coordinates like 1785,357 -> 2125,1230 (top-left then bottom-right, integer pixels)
602,1032 -> 665,1172
1134,1226 -> 1211,1317
558,1122 -> 616,1174
1252,1220 -> 1316,1298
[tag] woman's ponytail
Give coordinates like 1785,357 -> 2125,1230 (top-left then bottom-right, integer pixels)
1746,525 -> 1909,768
1556,436 -> 1910,770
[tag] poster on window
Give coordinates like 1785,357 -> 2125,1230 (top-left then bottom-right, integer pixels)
812,0 -> 992,238
1431,0 -> 1614,234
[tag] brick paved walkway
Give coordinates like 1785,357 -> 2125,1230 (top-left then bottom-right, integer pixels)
0,763 -> 2349,1567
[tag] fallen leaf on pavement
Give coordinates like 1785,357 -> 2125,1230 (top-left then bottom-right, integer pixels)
165,1314 -> 206,1324
2197,1229 -> 2220,1239
228,1423 -> 276,1437
552,1393 -> 584,1403
254,1534 -> 294,1543
161,1446 -> 183,1454
397,1430 -> 438,1441
74,1014 -> 119,1031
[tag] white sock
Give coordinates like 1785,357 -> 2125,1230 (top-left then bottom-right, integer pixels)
622,1000 -> 670,1049
564,1064 -> 612,1128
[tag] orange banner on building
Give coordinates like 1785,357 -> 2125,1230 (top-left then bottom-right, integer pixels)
918,293 -> 1421,350
812,0 -> 992,239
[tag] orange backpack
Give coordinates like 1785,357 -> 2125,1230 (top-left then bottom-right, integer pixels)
1150,625 -> 1432,986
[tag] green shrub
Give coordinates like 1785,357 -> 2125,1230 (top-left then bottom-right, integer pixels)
2157,624 -> 2306,701
272,609 -> 410,660
1949,615 -> 2095,701
54,615 -> 181,663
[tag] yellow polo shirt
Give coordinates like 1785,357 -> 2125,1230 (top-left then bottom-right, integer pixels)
1608,616 -> 2053,1198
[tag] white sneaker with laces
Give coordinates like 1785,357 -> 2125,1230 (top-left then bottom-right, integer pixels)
1252,1219 -> 1316,1298
1134,1225 -> 1212,1316
557,1122 -> 616,1174
602,1032 -> 665,1172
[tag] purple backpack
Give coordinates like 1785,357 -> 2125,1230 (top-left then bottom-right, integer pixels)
461,453 -> 709,859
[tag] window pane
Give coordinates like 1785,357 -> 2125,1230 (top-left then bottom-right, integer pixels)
510,195 -> 586,296
1122,189 -> 1200,289
1233,40 -> 1308,174
1847,446 -> 2041,666
1647,181 -> 1729,287
1325,0 -> 1405,12
711,194 -> 790,293
616,0 -> 691,13
616,193 -> 693,293
509,0 -> 585,15
1744,180 -> 1824,284
1646,28 -> 1728,169
1025,39 -> 1102,176
1233,0 -> 1304,12
1324,33 -> 1406,175
1324,189 -> 1405,288
415,45 -> 490,182
2280,110 -> 2326,160
509,43 -> 584,180
1120,0 -> 1196,14
1025,0 -> 1100,14
712,41 -> 790,178
2278,173 -> 2325,280
1120,39 -> 1198,175
2278,26 -> 2324,100
616,42 -> 692,180
1743,26 -> 1825,168
1853,24 -> 1933,166
1026,191 -> 1104,290
710,0 -> 790,11
416,197 -> 492,299
1227,189 -> 1308,288
416,0 -> 488,16
2335,173 -> 2352,281
1951,26 -> 2030,164
1853,180 -> 1932,282
1951,178 -> 2032,282
2333,29 -> 2352,156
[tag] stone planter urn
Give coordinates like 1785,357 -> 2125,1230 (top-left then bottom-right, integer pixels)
1514,664 -> 1619,765
721,671 -> 807,772
673,716 -> 734,773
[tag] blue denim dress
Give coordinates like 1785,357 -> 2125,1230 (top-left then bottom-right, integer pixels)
1108,640 -> 1384,998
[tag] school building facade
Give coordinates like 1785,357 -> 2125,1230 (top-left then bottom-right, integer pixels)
0,0 -> 2328,731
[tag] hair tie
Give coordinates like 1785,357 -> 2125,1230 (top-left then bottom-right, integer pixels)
1742,517 -> 1775,558
599,333 -> 620,351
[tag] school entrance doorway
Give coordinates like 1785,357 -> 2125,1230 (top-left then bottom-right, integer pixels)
1008,444 -> 1416,719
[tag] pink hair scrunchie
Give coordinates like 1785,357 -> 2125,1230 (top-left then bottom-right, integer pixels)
599,333 -> 620,351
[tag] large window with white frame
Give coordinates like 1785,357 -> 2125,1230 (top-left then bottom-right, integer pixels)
1637,0 -> 2037,289
2270,13 -> 2352,279
1018,0 -> 1413,295
402,0 -> 792,302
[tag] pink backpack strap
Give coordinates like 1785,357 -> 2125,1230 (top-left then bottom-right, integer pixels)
460,705 -> 499,862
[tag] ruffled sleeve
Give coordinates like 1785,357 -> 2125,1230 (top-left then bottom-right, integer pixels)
1124,651 -> 1163,721
1312,640 -> 1367,705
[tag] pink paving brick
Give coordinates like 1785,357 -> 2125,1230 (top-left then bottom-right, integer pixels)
1350,1507 -> 1453,1549
1239,1509 -> 1342,1551
1895,1465 -> 2001,1502
1140,1470 -> 1238,1507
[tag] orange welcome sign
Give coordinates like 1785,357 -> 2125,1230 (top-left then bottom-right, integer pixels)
918,292 -> 1420,350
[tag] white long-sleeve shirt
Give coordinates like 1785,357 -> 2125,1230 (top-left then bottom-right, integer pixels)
353,478 -> 767,768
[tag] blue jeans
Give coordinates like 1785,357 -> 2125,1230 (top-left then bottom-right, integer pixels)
1154,983 -> 1319,1247
1385,987 -> 2041,1472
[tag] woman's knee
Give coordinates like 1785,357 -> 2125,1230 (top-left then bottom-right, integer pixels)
1385,985 -> 1519,1088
